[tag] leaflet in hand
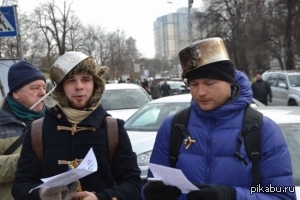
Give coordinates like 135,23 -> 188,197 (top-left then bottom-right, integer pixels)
149,163 -> 199,193
34,147 -> 97,189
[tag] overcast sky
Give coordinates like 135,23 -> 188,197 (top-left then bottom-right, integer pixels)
18,0 -> 203,58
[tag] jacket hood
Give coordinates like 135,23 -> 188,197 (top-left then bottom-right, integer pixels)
51,58 -> 108,108
190,70 -> 252,122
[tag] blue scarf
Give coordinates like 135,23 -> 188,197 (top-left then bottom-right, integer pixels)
6,95 -> 46,121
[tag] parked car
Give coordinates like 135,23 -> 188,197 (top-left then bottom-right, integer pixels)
154,77 -> 170,84
124,94 -> 300,197
101,83 -> 152,121
159,81 -> 190,95
46,82 -> 152,121
251,98 -> 266,107
262,70 -> 300,106
107,80 -> 118,84
169,77 -> 183,82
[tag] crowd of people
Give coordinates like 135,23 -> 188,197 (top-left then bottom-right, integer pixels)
0,37 -> 296,200
107,76 -> 173,98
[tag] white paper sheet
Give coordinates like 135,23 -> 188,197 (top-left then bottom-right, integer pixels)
34,148 -> 98,189
149,163 -> 199,194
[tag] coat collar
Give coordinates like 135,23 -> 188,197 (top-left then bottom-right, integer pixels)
47,105 -> 110,129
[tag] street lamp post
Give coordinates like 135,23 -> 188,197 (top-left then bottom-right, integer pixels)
188,0 -> 193,43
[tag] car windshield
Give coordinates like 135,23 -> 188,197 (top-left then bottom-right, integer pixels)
278,123 -> 300,186
169,82 -> 184,89
160,82 -> 187,89
288,75 -> 300,87
124,102 -> 189,131
101,89 -> 151,110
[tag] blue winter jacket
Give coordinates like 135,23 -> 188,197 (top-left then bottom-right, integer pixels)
145,71 -> 296,200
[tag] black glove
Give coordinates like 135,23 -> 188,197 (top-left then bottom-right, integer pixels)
186,184 -> 236,200
269,98 -> 272,103
143,182 -> 181,200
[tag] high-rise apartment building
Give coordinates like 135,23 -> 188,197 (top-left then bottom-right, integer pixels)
153,7 -> 198,59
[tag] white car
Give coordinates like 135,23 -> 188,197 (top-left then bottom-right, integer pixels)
101,83 -> 152,121
124,94 -> 300,197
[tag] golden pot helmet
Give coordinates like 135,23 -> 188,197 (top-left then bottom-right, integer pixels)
179,37 -> 230,79
49,51 -> 90,86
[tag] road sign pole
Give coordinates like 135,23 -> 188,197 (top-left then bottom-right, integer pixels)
14,5 -> 23,60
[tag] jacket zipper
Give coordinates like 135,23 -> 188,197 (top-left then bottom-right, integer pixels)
205,114 -> 214,183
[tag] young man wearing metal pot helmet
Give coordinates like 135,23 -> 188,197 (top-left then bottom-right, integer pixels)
0,61 -> 47,200
12,52 -> 142,200
142,38 -> 295,200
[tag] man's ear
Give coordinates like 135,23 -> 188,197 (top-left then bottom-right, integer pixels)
12,90 -> 19,100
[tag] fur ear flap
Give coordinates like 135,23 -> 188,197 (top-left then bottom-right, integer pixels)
97,66 -> 108,77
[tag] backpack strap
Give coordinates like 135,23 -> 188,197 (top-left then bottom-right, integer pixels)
3,129 -> 26,155
105,116 -> 119,168
169,107 -> 191,168
236,106 -> 263,186
31,117 -> 44,164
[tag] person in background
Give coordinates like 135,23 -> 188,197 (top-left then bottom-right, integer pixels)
251,73 -> 272,105
127,78 -> 132,83
118,77 -> 125,83
141,79 -> 151,95
142,79 -> 149,89
0,60 -> 47,200
137,79 -> 143,86
150,80 -> 160,99
142,38 -> 295,200
12,52 -> 142,200
160,79 -> 171,97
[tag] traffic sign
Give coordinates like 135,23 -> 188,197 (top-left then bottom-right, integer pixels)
0,6 -> 17,37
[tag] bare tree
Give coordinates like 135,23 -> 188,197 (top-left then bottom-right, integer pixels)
106,32 -> 118,79
115,29 -> 127,76
0,0 -> 16,6
81,25 -> 110,67
67,14 -> 84,52
93,26 -> 110,66
198,0 -> 300,73
199,0 -> 251,75
19,12 -> 49,64
33,0 -> 79,56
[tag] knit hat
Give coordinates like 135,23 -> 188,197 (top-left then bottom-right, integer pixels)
51,55 -> 108,108
178,37 -> 235,83
8,60 -> 46,96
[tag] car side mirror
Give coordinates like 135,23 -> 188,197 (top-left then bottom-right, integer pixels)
278,83 -> 287,89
